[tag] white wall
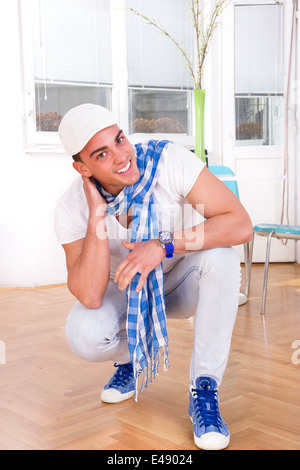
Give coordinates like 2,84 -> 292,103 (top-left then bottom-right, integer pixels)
0,1 -> 76,287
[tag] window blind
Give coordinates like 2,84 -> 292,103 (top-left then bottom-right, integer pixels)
127,0 -> 194,89
235,3 -> 284,95
31,0 -> 112,86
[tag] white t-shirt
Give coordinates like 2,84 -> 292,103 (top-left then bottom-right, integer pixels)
54,142 -> 205,278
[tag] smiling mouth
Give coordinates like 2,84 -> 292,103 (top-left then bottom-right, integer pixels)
116,160 -> 131,174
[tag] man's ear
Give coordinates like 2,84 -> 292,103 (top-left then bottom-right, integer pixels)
72,161 -> 93,177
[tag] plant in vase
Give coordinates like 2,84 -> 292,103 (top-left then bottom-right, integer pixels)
129,0 -> 231,162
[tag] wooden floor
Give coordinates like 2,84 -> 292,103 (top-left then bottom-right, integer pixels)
0,263 -> 299,451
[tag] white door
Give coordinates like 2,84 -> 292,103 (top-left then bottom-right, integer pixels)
221,0 -> 296,263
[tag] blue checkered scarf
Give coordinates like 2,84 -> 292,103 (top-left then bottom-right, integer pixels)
94,140 -> 170,397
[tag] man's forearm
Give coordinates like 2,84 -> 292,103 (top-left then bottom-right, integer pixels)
68,215 -> 110,309
174,212 -> 252,253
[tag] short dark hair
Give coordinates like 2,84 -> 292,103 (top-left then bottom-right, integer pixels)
72,152 -> 82,162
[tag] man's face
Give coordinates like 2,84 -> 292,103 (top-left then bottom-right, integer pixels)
74,125 -> 140,195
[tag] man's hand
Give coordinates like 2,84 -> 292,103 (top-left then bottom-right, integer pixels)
114,240 -> 165,293
82,176 -> 106,217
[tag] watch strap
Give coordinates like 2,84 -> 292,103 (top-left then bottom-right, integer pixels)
164,241 -> 174,258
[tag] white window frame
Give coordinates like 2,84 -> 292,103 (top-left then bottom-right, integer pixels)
19,0 -> 194,153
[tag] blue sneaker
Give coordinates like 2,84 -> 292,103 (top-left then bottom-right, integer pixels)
188,377 -> 230,450
101,362 -> 136,403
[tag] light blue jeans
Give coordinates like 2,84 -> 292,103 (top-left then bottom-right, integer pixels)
65,247 -> 241,386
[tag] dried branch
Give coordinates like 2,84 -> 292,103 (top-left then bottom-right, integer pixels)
128,8 -> 196,86
129,0 -> 231,90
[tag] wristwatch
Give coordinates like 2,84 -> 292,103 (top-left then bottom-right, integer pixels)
157,231 -> 174,258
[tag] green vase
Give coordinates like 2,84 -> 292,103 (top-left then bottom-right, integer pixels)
194,89 -> 206,162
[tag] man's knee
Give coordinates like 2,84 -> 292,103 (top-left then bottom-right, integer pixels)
196,247 -> 241,283
65,302 -> 115,362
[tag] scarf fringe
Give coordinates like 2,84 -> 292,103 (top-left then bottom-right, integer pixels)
133,344 -> 170,402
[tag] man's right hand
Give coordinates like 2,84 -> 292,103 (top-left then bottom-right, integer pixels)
82,176 -> 107,218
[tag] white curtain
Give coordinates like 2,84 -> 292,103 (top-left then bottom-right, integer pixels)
235,3 -> 284,95
127,0 -> 194,89
31,0 -> 112,85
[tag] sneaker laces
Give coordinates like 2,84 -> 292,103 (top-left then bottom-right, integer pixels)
192,386 -> 222,428
110,362 -> 134,389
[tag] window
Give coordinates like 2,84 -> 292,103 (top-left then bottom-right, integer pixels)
33,0 -> 112,132
234,1 -> 284,146
129,89 -> 192,134
20,0 -> 194,150
126,0 -> 193,135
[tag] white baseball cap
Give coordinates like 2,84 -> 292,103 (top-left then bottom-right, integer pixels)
58,103 -> 118,155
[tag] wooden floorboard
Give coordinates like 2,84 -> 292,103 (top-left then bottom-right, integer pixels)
0,263 -> 299,450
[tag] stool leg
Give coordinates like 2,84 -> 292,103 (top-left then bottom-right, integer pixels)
244,241 -> 249,297
245,231 -> 254,297
261,230 -> 274,314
